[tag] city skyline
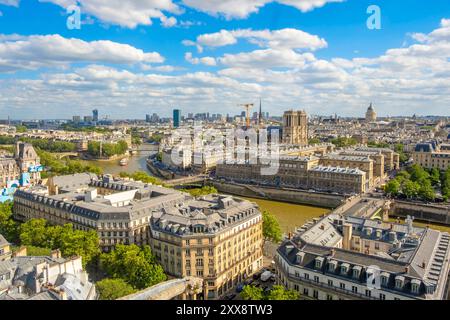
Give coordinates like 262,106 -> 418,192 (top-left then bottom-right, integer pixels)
0,0 -> 449,119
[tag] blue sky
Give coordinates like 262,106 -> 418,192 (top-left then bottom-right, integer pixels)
0,0 -> 449,119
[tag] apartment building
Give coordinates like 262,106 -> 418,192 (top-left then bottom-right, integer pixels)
149,194 -> 263,300
13,174 -> 191,252
275,214 -> 450,300
216,155 -> 366,194
0,234 -> 11,261
412,142 -> 450,170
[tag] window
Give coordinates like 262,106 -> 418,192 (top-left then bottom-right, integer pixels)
365,290 -> 371,297
339,283 -> 345,290
313,290 -> 319,299
294,284 -> 299,291
379,293 -> 386,300
352,286 -> 358,294
327,294 -> 333,300
303,288 -> 309,296
304,273 -> 309,280
328,280 -> 333,287
314,276 -> 319,283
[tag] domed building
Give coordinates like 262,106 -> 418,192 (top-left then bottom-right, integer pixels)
365,103 -> 377,122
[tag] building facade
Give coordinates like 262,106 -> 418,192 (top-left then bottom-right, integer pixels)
149,194 -> 263,299
0,142 -> 41,188
0,248 -> 96,300
412,143 -> 450,170
13,174 -> 191,252
282,110 -> 308,146
216,156 -> 366,194
365,104 -> 377,122
275,214 -> 450,300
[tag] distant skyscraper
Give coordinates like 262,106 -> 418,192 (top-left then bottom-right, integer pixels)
146,114 -> 151,123
92,109 -> 99,122
173,109 -> 181,128
72,116 -> 81,123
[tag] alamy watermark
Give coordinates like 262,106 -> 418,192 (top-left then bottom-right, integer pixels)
67,5 -> 81,30
367,5 -> 381,30
169,126 -> 280,176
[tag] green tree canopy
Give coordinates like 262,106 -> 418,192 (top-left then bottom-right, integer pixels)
100,244 -> 167,289
19,219 -> 100,267
240,285 -> 264,300
384,179 -> 400,196
265,285 -> 300,300
96,278 -> 136,300
262,211 -> 282,244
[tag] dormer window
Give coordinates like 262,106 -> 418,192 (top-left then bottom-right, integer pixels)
315,257 -> 324,269
411,279 -> 421,294
395,276 -> 405,289
380,272 -> 390,286
353,266 -> 362,279
328,260 -> 337,272
341,263 -> 350,275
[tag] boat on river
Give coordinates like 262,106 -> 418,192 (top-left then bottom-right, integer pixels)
119,158 -> 128,166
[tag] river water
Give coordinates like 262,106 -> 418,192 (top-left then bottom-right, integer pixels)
80,144 -> 450,234
80,143 -> 158,175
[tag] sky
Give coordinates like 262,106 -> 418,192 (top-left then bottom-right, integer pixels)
0,0 -> 449,120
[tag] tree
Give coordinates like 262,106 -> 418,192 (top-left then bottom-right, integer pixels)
429,168 -> 441,186
308,138 -> 321,145
265,285 -> 300,300
408,164 -> 430,183
418,181 -> 435,201
19,219 -> 48,247
240,285 -> 264,300
96,278 -> 136,300
402,180 -> 420,199
100,244 -> 167,289
181,186 -> 217,197
262,211 -> 282,244
0,201 -> 19,242
384,179 -> 400,196
19,219 -> 100,267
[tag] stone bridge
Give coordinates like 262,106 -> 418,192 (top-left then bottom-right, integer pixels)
54,152 -> 79,159
118,277 -> 205,300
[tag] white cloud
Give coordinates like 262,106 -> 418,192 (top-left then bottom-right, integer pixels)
0,34 -> 164,72
197,30 -> 238,47
1,16 -> 450,118
185,52 -> 217,66
160,16 -> 177,27
0,0 -> 20,7
181,0 -> 344,19
39,0 -> 181,28
184,28 -> 327,53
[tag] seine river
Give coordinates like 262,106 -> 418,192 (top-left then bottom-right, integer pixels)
80,144 -> 450,234
80,143 -> 158,175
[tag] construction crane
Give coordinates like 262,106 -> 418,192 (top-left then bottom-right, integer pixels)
237,103 -> 254,128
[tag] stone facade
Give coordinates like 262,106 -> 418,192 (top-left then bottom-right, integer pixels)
149,194 -> 263,299
275,214 -> 450,300
412,143 -> 450,170
0,142 -> 41,187
216,156 -> 366,194
282,110 -> 308,146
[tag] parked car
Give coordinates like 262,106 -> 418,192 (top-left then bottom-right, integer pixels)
260,271 -> 272,282
236,284 -> 245,293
